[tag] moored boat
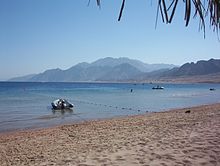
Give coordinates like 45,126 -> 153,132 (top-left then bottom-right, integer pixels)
51,99 -> 74,110
209,88 -> 216,91
152,85 -> 164,90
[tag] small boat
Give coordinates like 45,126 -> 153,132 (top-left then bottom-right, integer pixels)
209,88 -> 216,91
51,99 -> 74,110
152,85 -> 164,90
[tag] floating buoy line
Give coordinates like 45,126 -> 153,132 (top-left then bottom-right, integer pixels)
70,99 -> 150,113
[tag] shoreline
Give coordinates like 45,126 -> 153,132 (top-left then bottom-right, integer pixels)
0,103 -> 220,165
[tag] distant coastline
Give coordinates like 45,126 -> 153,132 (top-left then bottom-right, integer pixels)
4,74 -> 220,84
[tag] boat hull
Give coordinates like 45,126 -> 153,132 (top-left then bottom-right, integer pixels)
152,87 -> 164,90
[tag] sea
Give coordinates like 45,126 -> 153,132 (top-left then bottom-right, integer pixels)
0,82 -> 220,132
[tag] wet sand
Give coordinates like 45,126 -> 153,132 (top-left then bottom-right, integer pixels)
0,103 -> 220,166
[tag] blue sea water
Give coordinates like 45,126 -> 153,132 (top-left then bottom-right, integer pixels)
0,82 -> 220,132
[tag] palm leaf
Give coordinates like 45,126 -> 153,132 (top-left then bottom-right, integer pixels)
169,0 -> 179,23
96,0 -> 101,7
118,0 -> 126,21
185,0 -> 191,26
94,0 -> 220,35
162,0 -> 169,23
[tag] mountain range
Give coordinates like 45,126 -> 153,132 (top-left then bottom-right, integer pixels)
154,59 -> 220,83
9,57 -> 220,83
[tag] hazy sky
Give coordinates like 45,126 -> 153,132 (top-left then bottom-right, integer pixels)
0,0 -> 219,80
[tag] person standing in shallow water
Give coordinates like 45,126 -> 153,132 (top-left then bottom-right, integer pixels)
61,99 -> 65,109
58,99 -> 64,109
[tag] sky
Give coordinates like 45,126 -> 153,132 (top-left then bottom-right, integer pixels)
0,0 -> 219,80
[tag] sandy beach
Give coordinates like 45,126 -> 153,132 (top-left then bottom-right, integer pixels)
0,103 -> 220,166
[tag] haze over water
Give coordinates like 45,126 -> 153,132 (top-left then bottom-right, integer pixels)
0,82 -> 220,132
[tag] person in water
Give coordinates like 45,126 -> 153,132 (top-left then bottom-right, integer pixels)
58,99 -> 65,109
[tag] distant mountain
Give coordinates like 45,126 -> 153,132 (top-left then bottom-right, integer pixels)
8,74 -> 37,82
137,59 -> 220,83
30,68 -> 63,82
98,63 -> 142,81
162,59 -> 220,77
90,57 -> 176,72
9,58 -> 220,83
9,57 -> 175,82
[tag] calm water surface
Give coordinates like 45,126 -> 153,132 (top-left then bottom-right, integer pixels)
0,82 -> 220,132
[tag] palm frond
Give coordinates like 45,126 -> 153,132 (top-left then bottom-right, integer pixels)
96,0 -> 101,7
169,0 -> 179,23
96,0 -> 101,9
162,0 -> 169,23
94,0 -> 220,36
118,0 -> 126,21
208,0 -> 220,30
184,0 -> 191,26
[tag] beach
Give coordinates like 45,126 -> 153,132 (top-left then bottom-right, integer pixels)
0,103 -> 220,166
